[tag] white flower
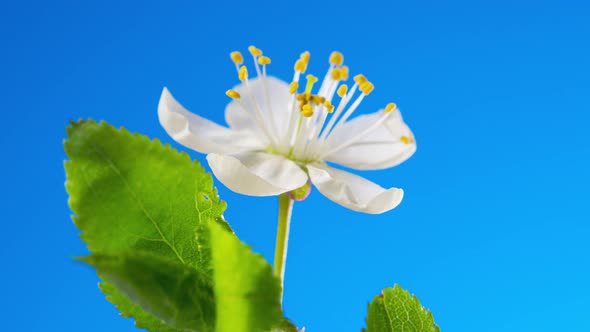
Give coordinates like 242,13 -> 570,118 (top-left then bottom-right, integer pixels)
158,47 -> 416,214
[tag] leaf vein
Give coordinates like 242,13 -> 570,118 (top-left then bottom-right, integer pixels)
88,141 -> 186,264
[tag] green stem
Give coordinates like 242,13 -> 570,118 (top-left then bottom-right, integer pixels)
274,193 -> 294,303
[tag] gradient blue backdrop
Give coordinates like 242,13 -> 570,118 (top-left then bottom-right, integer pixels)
1,0 -> 589,331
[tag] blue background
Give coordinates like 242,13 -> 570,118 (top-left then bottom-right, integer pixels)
1,0 -> 589,331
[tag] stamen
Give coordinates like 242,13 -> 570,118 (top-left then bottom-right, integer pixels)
340,66 -> 349,80
318,67 -> 335,98
289,81 -> 299,94
400,135 -> 413,144
295,59 -> 308,73
226,48 -> 398,161
329,51 -> 344,66
360,81 -> 374,95
225,89 -> 240,99
331,68 -> 343,81
245,87 -> 277,145
258,56 -> 271,65
230,51 -> 243,65
249,50 -> 277,141
292,117 -> 310,157
337,84 -> 348,97
294,100 -> 318,156
296,78 -> 332,156
238,66 -> 248,81
317,52 -> 344,99
232,98 -> 257,120
284,54 -> 309,147
301,104 -> 314,117
248,45 -> 263,57
318,83 -> 358,141
300,91 -> 329,154
284,93 -> 301,147
238,62 -> 278,146
310,95 -> 325,105
385,102 -> 397,113
324,80 -> 340,102
300,51 -> 311,64
354,74 -> 368,85
231,90 -> 275,146
327,92 -> 366,138
304,98 -> 334,154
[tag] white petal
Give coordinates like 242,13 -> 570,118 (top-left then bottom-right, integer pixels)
158,88 -> 263,154
206,152 -> 308,196
307,163 -> 404,214
324,108 -> 416,170
224,76 -> 292,134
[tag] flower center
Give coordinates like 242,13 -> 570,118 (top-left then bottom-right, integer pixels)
225,46 -> 403,163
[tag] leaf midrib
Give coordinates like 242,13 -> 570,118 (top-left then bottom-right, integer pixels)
89,141 -> 186,265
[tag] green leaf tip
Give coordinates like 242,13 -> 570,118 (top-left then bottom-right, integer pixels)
364,284 -> 440,332
82,252 -> 215,332
271,318 -> 299,332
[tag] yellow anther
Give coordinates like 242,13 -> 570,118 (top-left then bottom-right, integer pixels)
295,59 -> 307,73
329,51 -> 344,66
354,74 -> 368,85
296,93 -> 307,101
301,104 -> 314,117
305,74 -> 318,93
258,56 -> 271,65
289,81 -> 299,94
300,51 -> 311,64
360,81 -> 374,95
324,100 -> 334,113
385,102 -> 397,113
230,51 -> 243,65
238,66 -> 248,81
400,135 -> 412,144
337,84 -> 348,97
331,68 -> 342,81
225,89 -> 241,99
248,45 -> 263,56
340,66 -> 349,80
310,95 -> 325,105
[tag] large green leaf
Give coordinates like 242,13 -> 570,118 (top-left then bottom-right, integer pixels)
65,120 -> 229,331
81,252 -> 215,332
65,119 -> 229,273
364,285 -> 440,332
209,222 -> 283,332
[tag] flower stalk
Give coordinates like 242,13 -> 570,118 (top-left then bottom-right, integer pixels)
274,193 -> 294,303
